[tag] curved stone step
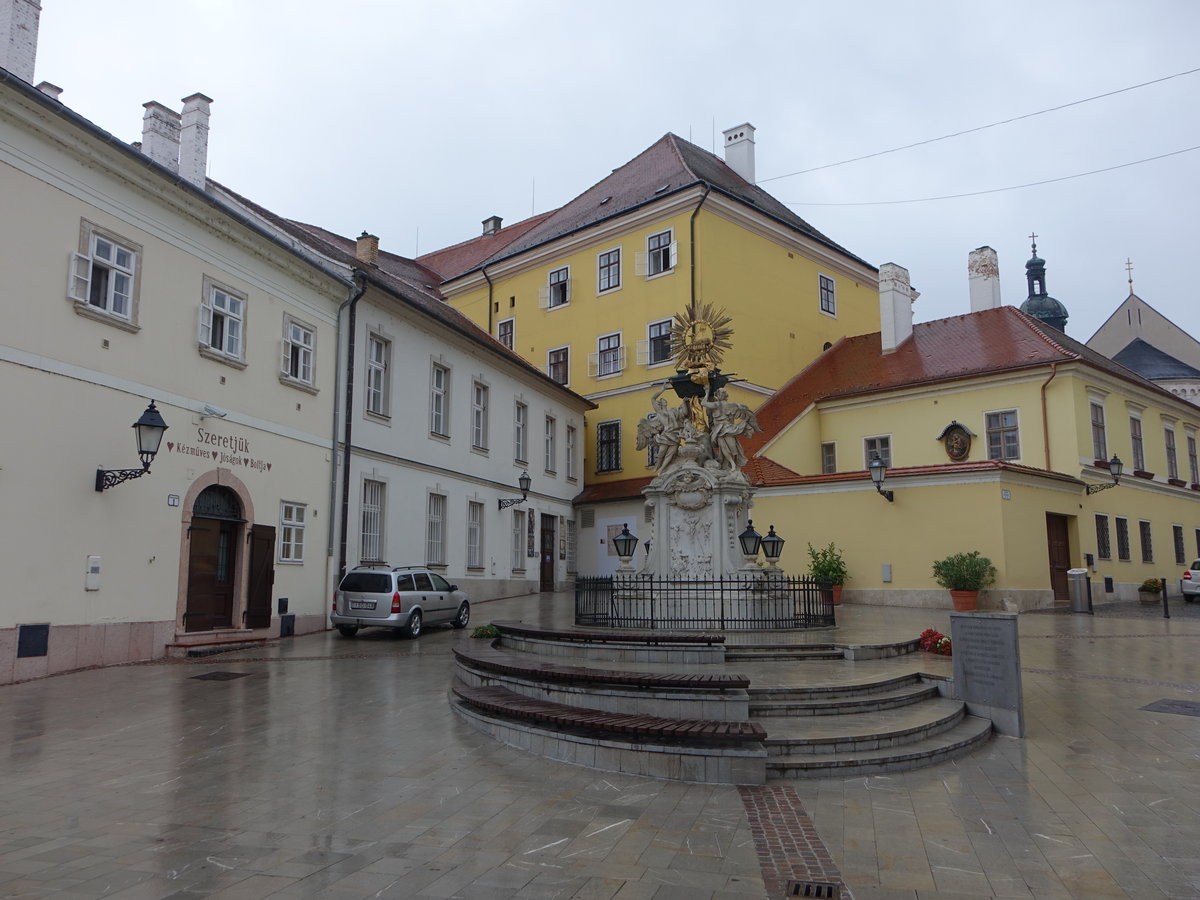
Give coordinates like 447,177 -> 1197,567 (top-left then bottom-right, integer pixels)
750,681 -> 940,717
749,672 -> 926,703
761,696 -> 968,755
766,715 -> 993,778
726,647 -> 844,661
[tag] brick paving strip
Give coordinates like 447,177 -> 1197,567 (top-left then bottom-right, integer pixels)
739,784 -> 850,899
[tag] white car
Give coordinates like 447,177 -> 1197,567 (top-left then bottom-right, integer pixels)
1184,560 -> 1200,601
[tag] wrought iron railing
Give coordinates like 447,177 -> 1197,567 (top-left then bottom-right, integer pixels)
574,574 -> 835,630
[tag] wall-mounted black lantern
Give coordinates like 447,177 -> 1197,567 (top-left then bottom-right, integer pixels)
95,401 -> 169,492
868,454 -> 894,502
1085,455 -> 1124,494
612,523 -> 639,572
498,470 -> 532,509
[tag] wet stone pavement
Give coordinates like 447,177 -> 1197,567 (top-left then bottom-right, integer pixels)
3,592 -> 1200,899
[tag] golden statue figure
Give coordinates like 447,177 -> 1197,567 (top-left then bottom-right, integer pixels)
669,301 -> 734,433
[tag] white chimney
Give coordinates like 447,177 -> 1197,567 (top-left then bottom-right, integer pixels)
482,215 -> 502,236
879,262 -> 915,354
0,0 -> 41,84
722,122 -> 756,183
141,102 -> 181,173
179,92 -> 212,188
968,246 -> 1002,312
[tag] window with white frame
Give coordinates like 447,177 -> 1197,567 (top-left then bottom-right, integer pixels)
366,334 -> 390,416
547,347 -> 569,385
1090,402 -> 1107,460
472,381 -> 489,450
1095,514 -> 1111,560
821,442 -> 837,474
279,501 -> 306,563
281,316 -> 315,387
597,248 -> 621,292
467,501 -> 484,569
1165,425 -> 1179,480
819,274 -> 836,315
1130,414 -> 1145,470
511,510 -> 525,570
545,415 -> 557,473
430,363 -> 449,436
597,420 -> 621,472
1115,516 -> 1131,561
1188,431 -> 1199,484
68,224 -> 140,325
542,266 -> 570,308
644,319 -> 673,366
497,318 -> 514,350
646,229 -> 676,276
514,402 -> 528,463
566,425 -> 577,480
594,333 -> 623,377
361,480 -> 385,562
199,280 -> 246,362
985,410 -> 1020,460
426,493 -> 446,565
1139,520 -> 1153,563
864,436 -> 891,468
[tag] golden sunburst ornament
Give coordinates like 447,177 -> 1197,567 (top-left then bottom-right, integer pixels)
669,301 -> 734,370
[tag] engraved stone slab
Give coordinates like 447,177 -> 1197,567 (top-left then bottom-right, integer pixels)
950,612 -> 1024,737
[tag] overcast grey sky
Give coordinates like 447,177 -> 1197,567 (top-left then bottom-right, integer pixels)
33,0 -> 1200,342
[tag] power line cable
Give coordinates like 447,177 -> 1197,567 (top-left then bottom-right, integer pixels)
757,66 -> 1200,184
784,145 -> 1200,206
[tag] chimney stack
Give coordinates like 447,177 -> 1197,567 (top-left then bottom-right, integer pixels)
482,215 -> 502,236
0,0 -> 40,84
356,232 -> 380,266
141,102 -> 181,173
34,80 -> 60,99
879,263 -> 915,354
722,123 -> 756,183
178,93 -> 213,188
967,246 -> 1002,312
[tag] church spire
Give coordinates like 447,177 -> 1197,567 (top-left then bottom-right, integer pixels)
1019,234 -> 1069,332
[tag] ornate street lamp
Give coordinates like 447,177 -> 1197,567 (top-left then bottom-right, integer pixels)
498,470 -> 532,509
612,523 -> 639,573
1086,455 -> 1124,494
761,525 -> 785,571
95,401 -> 169,492
738,519 -> 763,568
868,454 -> 894,502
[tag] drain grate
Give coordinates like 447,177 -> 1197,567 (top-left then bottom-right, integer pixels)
1140,698 -> 1200,717
190,671 -> 251,681
785,881 -> 840,898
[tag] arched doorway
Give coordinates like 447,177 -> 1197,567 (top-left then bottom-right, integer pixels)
184,485 -> 245,632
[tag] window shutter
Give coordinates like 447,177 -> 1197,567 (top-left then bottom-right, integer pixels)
564,277 -> 572,304
581,508 -> 595,528
198,302 -> 212,347
634,251 -> 648,276
668,241 -> 678,269
68,252 -> 91,303
636,339 -> 650,366
587,351 -> 599,377
281,337 -> 291,375
537,285 -> 550,309
617,346 -> 627,370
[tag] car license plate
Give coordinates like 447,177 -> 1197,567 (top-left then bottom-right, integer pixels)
349,600 -> 376,610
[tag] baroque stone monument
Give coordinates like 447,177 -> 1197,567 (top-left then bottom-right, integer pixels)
634,301 -> 762,579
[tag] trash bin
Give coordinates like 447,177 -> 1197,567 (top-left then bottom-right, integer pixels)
1068,568 -> 1090,613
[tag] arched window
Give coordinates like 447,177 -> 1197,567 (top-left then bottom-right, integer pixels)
193,485 -> 243,520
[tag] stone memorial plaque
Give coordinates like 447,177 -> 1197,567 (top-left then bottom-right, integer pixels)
950,612 -> 1024,736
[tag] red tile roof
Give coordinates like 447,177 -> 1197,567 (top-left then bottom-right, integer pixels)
745,305 -> 1180,456
573,476 -> 653,505
417,212 -> 555,281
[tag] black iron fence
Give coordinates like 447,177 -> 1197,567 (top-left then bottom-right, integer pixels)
574,574 -> 836,630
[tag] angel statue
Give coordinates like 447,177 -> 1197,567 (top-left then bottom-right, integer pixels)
702,388 -> 762,471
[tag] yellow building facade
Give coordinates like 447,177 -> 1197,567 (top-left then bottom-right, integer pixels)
431,129 -> 879,488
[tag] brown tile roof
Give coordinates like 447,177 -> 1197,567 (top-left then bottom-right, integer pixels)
417,212 -> 556,281
572,476 -> 653,505
745,305 -> 1186,456
442,134 -> 872,282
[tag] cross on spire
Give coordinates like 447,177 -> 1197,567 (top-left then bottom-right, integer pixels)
1125,257 -> 1134,293
1028,231 -> 1038,255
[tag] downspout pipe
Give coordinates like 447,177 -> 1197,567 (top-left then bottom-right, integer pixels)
483,265 -> 495,336
689,185 -> 712,306
334,271 -> 368,581
1040,362 -> 1058,471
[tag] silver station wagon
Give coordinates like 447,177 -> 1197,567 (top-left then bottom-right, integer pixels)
331,564 -> 470,638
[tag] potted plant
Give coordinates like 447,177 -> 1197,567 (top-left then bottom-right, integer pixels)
1138,578 -> 1162,604
931,550 -> 996,611
807,542 -> 848,605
